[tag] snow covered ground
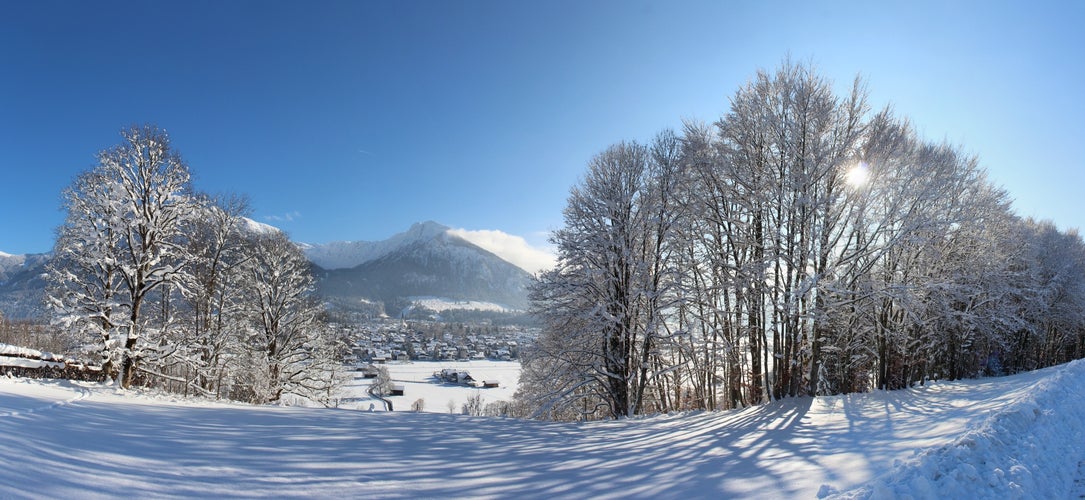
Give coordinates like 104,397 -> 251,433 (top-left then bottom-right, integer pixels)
405,297 -> 515,314
340,360 -> 521,413
2,360 -> 1084,498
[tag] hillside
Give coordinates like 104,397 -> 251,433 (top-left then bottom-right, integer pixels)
2,360 -> 1084,498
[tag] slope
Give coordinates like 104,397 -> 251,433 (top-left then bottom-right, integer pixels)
3,361 -> 1085,498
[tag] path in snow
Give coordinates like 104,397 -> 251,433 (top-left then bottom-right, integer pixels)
1,361 -> 1082,498
0,378 -> 89,418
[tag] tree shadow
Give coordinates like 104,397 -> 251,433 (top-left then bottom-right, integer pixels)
0,371 -> 1053,499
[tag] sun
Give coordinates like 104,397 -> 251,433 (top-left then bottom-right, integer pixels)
845,161 -> 871,188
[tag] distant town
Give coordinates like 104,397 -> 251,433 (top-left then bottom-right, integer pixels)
334,318 -> 536,365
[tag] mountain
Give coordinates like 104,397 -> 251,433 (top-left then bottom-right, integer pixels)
238,217 -> 280,236
0,221 -> 534,320
0,252 -> 50,320
300,221 -> 451,271
308,221 -> 533,314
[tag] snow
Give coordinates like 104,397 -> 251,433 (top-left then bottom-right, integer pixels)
0,343 -> 46,358
406,296 -> 514,314
238,217 -> 280,235
2,361 -> 1084,498
829,359 -> 1085,499
0,343 -> 67,369
340,360 -> 520,413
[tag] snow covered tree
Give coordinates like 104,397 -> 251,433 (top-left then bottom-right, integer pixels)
370,365 -> 394,396
522,58 -> 1085,422
526,135 -> 682,419
47,125 -> 200,388
239,231 -> 338,404
178,194 -> 255,395
45,125 -> 347,403
701,60 -> 869,399
47,168 -> 126,377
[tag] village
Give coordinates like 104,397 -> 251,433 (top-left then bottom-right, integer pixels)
335,318 -> 536,365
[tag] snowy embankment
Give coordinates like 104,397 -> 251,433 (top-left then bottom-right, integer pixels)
1,361 -> 1083,498
0,343 -> 66,370
829,358 -> 1085,499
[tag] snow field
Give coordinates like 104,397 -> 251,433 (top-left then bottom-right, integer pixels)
339,360 -> 521,413
406,296 -> 513,313
0,378 -> 89,418
0,361 -> 1082,498
830,359 -> 1085,499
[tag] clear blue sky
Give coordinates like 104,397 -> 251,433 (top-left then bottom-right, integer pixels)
2,0 -> 1082,255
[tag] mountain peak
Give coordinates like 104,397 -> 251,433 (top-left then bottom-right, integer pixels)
405,221 -> 450,240
239,217 -> 281,236
303,221 -> 454,271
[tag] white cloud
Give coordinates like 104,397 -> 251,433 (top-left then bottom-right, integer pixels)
264,211 -> 302,223
448,228 -> 557,274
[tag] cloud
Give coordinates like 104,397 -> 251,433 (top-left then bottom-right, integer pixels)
263,211 -> 302,223
448,228 -> 557,275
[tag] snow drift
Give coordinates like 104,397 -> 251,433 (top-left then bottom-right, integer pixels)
828,359 -> 1085,499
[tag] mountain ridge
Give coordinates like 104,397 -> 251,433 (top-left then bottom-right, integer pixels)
312,222 -> 533,314
0,221 -> 534,320
300,220 -> 452,271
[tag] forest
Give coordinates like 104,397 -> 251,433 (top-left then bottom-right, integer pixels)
520,60 -> 1085,420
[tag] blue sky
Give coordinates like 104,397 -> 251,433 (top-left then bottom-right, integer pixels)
2,0 -> 1082,256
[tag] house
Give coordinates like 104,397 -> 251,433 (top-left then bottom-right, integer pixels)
436,368 -> 477,386
358,365 -> 380,378
483,380 -> 500,388
390,384 -> 405,396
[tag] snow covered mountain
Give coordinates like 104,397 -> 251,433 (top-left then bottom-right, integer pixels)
310,221 -> 533,313
300,221 -> 451,271
0,221 -> 534,320
238,217 -> 280,235
0,252 -> 49,319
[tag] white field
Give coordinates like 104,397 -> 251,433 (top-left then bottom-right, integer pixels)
341,360 -> 521,413
407,296 -> 514,313
2,360 -> 1085,498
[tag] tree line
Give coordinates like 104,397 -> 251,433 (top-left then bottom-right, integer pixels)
519,60 -> 1085,420
45,125 -> 344,404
